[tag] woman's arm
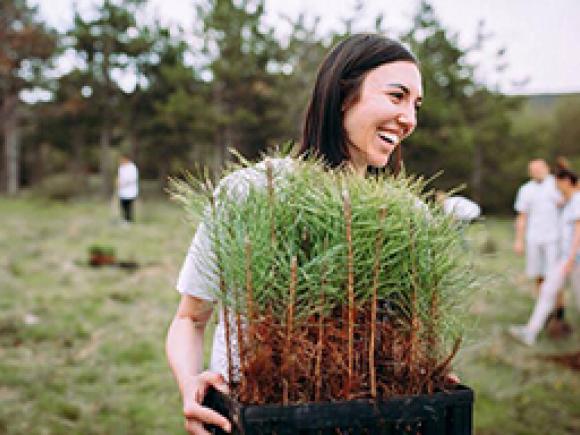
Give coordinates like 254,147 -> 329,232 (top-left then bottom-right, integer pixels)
166,294 -> 231,434
513,212 -> 527,255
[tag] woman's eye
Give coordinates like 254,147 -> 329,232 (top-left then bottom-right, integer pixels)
389,92 -> 404,102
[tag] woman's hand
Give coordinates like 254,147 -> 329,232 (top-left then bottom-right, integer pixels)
182,371 -> 231,435
562,257 -> 575,276
446,372 -> 460,385
513,239 -> 524,255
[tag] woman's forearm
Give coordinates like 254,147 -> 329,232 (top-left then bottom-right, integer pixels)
166,315 -> 206,397
515,213 -> 527,244
568,220 -> 580,261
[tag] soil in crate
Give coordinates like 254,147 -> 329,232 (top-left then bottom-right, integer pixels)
542,350 -> 580,371
202,384 -> 474,435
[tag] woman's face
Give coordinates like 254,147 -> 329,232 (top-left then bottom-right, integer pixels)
556,177 -> 572,196
342,61 -> 423,173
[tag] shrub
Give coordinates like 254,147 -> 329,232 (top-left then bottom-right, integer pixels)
34,173 -> 84,201
171,155 -> 477,405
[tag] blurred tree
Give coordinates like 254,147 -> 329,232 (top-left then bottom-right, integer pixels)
67,0 -> 152,196
4,0 -> 574,213
0,0 -> 56,194
195,0 -> 287,164
402,1 -> 522,212
136,23 -> 215,182
552,96 -> 580,166
25,68 -> 100,188
267,13 -> 326,143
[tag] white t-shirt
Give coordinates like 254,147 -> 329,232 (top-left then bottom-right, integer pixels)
514,175 -> 562,244
118,162 -> 139,199
559,191 -> 580,259
176,157 -> 294,380
443,196 -> 481,221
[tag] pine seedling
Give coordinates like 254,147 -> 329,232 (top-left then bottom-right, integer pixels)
170,155 -> 477,404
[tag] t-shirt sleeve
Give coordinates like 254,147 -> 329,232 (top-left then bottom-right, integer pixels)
175,158 -> 292,300
175,168 -> 253,301
572,195 -> 580,221
514,185 -> 530,213
176,216 -> 219,301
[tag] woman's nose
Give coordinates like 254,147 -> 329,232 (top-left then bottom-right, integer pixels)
396,105 -> 417,135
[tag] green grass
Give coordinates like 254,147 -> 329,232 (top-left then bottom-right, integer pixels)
0,197 -> 578,434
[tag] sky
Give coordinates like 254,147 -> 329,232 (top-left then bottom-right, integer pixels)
31,0 -> 580,95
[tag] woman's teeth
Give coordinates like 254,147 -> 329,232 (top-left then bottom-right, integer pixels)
378,131 -> 398,145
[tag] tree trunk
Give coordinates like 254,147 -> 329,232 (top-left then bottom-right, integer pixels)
127,128 -> 139,163
71,127 -> 87,189
100,35 -> 114,198
100,123 -> 112,197
4,109 -> 21,195
31,141 -> 50,186
0,95 -> 19,194
471,142 -> 483,204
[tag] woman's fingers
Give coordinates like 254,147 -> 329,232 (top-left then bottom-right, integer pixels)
181,371 -> 231,433
446,372 -> 460,384
183,402 -> 231,433
199,371 -> 229,394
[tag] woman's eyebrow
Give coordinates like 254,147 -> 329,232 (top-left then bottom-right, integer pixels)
387,83 -> 410,95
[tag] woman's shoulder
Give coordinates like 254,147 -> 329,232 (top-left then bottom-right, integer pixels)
571,191 -> 580,208
216,156 -> 294,200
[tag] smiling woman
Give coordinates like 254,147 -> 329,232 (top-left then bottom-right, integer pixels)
166,33 -> 428,435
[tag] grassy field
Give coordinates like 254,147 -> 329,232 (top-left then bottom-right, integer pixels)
0,197 -> 578,434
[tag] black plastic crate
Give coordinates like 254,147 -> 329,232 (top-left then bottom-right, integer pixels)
203,385 -> 474,435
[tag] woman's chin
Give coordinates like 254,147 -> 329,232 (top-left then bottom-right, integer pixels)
368,153 -> 392,169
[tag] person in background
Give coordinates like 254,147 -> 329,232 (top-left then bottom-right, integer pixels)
509,168 -> 580,345
513,159 -> 570,337
116,154 -> 139,223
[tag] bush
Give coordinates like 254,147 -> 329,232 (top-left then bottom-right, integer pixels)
171,156 -> 478,405
34,173 -> 85,201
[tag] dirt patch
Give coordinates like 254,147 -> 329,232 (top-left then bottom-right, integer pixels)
542,350 -> 580,371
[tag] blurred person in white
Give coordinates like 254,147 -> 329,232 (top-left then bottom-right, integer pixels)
513,159 -> 569,334
116,154 -> 139,223
510,168 -> 580,345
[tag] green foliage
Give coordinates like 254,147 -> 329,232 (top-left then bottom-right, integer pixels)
194,0 -> 291,159
0,0 -> 57,96
88,244 -> 116,257
6,0 -> 580,217
172,157 -> 477,347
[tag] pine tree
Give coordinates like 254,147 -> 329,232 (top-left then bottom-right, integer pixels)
0,0 -> 56,194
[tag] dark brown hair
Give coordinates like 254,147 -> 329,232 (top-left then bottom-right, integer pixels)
554,156 -> 571,173
555,167 -> 578,185
299,33 -> 417,169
